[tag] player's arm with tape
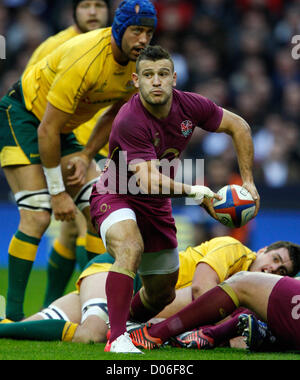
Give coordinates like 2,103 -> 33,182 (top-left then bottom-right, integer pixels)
37,102 -> 76,222
216,108 -> 260,217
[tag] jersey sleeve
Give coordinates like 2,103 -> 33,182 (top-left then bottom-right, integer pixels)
185,92 -> 223,132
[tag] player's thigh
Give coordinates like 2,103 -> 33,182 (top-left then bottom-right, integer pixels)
79,272 -> 108,305
226,271 -> 281,321
51,293 -> 82,324
105,219 -> 144,268
3,164 -> 47,194
24,293 -> 81,324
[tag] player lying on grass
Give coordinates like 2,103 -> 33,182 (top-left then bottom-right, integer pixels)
129,271 -> 300,352
0,237 -> 299,347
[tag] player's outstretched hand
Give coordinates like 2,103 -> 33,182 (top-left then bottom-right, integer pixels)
51,192 -> 77,221
241,181 -> 260,217
66,153 -> 90,186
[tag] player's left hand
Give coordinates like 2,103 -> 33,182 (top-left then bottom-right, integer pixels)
241,181 -> 260,217
200,197 -> 219,220
66,153 -> 90,186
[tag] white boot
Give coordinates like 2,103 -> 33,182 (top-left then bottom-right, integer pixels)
104,332 -> 144,354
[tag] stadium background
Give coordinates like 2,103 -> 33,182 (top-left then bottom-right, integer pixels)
0,0 -> 299,267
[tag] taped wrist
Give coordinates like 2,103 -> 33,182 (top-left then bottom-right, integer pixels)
43,165 -> 65,195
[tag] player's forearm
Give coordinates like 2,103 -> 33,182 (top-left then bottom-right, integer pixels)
82,101 -> 125,161
38,124 -> 65,195
231,118 -> 255,183
82,113 -> 112,161
38,123 -> 62,168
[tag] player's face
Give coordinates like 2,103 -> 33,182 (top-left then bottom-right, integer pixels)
133,59 -> 177,107
76,0 -> 108,32
121,26 -> 154,61
251,247 -> 294,276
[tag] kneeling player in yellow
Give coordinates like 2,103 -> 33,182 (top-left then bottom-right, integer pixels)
0,236 -> 299,347
0,0 -> 157,321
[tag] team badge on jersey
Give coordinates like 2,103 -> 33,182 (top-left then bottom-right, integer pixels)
181,120 -> 193,137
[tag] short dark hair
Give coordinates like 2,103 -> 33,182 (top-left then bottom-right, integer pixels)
266,241 -> 300,276
136,45 -> 174,73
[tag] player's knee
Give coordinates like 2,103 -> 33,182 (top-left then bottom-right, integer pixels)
19,210 -> 51,236
226,271 -> 252,300
73,317 -> 107,343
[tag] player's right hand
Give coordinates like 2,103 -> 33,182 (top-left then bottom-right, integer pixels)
51,191 -> 77,221
66,153 -> 90,187
189,185 -> 222,204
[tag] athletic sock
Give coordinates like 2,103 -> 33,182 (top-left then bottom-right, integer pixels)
85,231 -> 106,261
105,267 -> 135,342
43,239 -> 76,308
75,237 -> 88,270
130,288 -> 162,322
6,231 -> 40,321
148,283 -> 239,342
0,319 -> 78,341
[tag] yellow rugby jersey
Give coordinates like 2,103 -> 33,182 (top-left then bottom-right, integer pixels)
176,236 -> 256,289
26,26 -> 79,68
25,25 -> 109,156
21,27 -> 136,133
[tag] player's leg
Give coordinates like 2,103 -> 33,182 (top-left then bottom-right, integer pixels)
130,249 -> 179,323
104,218 -> 144,345
43,220 -> 78,307
0,292 -> 80,341
130,272 -> 281,348
3,164 -> 52,321
154,287 -> 192,319
224,271 -> 279,321
62,153 -> 106,260
72,271 -> 109,343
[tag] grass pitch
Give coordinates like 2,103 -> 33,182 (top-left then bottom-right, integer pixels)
0,268 -> 299,361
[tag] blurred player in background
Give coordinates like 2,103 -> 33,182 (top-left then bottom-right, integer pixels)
0,0 -> 157,322
0,236 -> 299,350
26,0 -> 112,309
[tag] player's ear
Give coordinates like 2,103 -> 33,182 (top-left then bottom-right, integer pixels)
132,72 -> 139,88
172,71 -> 177,87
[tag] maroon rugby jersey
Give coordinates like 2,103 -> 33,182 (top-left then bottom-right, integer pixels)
96,89 -> 223,195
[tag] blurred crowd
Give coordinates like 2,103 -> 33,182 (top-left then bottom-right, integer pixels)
0,0 -> 299,195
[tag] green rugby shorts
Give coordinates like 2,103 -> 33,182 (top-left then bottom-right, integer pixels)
0,82 -> 83,167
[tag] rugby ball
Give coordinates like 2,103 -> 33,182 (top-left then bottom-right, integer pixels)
213,185 -> 255,228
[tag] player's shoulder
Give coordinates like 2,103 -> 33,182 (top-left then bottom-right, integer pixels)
62,27 -> 111,51
113,95 -> 149,134
207,236 -> 249,252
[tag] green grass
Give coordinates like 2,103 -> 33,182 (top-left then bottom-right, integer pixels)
0,268 -> 299,360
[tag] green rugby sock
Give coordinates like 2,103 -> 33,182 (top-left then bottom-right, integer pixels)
6,231 -> 40,321
43,241 -> 76,308
75,237 -> 88,271
0,320 -> 77,341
